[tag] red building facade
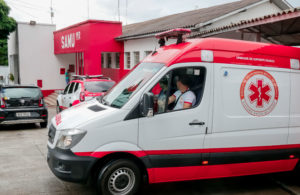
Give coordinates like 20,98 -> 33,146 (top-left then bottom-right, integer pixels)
54,20 -> 128,82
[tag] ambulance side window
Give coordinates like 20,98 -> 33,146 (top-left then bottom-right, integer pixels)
151,73 -> 171,114
63,84 -> 70,94
68,82 -> 75,94
74,83 -> 79,92
150,66 -> 206,114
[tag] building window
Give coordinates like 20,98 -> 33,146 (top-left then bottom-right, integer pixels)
134,51 -> 140,66
116,53 -> 120,69
107,53 -> 112,68
125,52 -> 131,69
144,51 -> 152,57
101,53 -> 106,68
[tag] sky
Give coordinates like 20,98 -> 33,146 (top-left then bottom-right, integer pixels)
4,0 -> 300,30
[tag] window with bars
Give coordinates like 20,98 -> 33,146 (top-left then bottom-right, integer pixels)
101,53 -> 106,68
125,52 -> 131,69
144,51 -> 152,57
116,53 -> 120,69
134,51 -> 140,66
107,53 -> 112,68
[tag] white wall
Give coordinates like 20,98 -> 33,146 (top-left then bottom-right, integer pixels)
7,31 -> 17,55
14,22 -> 72,90
0,66 -> 10,84
124,37 -> 176,69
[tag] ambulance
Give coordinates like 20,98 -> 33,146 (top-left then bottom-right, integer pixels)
47,29 -> 300,195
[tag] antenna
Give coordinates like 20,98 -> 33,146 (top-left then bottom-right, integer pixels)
118,0 -> 120,21
87,0 -> 90,19
126,0 -> 128,25
50,0 -> 54,24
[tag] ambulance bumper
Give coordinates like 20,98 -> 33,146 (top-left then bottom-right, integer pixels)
47,147 -> 97,183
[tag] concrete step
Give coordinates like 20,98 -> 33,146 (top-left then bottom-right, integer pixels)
44,92 -> 58,106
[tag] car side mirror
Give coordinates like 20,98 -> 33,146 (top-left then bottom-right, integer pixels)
140,92 -> 154,117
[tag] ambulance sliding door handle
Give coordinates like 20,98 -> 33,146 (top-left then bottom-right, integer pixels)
189,121 -> 205,126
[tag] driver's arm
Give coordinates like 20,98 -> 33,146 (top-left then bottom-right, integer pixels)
168,95 -> 176,105
183,102 -> 192,109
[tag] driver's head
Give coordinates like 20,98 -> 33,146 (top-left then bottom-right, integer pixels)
176,76 -> 190,92
159,77 -> 168,90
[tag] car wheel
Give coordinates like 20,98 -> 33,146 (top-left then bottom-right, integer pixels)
40,121 -> 48,128
56,102 -> 61,113
97,159 -> 141,195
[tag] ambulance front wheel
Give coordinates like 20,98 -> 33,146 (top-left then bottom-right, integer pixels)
97,159 -> 141,195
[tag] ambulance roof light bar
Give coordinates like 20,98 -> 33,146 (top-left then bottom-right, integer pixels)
155,28 -> 191,47
72,75 -> 111,80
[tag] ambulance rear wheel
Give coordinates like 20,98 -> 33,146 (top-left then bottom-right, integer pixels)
97,159 -> 141,195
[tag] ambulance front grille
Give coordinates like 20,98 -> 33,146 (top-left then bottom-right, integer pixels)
48,124 -> 56,144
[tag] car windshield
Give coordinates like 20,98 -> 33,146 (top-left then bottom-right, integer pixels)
1,87 -> 42,99
84,81 -> 115,93
102,62 -> 165,108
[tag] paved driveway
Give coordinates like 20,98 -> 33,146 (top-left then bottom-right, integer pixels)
0,107 -> 299,195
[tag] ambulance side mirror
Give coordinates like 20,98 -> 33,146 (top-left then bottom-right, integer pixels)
140,92 -> 154,117
80,92 -> 85,102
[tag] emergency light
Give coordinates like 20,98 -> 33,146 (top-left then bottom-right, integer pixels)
155,28 -> 191,47
72,75 -> 111,80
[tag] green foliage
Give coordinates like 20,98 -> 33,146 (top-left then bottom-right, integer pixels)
0,0 -> 17,39
0,39 -> 8,65
9,73 -> 14,81
0,0 -> 16,66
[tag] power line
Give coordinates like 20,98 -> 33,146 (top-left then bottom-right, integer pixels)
10,0 -> 50,10
8,2 -> 38,19
6,0 -> 50,13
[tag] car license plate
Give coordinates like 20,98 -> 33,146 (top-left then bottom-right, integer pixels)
16,112 -> 31,117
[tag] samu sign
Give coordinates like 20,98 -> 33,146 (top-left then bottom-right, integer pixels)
61,31 -> 81,49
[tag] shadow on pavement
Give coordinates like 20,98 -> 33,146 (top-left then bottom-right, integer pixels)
0,123 -> 41,131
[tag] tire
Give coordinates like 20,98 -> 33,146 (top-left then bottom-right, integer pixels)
40,121 -> 48,128
97,159 -> 141,195
56,102 -> 61,113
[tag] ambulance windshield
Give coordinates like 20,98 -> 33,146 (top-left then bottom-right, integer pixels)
102,63 -> 164,108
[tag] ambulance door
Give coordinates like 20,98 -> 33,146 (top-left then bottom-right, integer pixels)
63,82 -> 75,108
138,63 -> 213,167
61,83 -> 70,108
70,82 -> 80,104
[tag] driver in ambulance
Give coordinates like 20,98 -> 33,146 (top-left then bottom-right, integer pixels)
168,76 -> 196,110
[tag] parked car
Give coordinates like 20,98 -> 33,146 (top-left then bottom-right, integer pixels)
47,29 -> 300,194
56,75 -> 115,113
0,84 -> 48,127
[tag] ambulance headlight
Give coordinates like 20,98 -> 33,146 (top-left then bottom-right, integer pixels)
56,129 -> 86,149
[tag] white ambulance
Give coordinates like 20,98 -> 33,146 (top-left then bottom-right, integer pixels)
47,29 -> 300,195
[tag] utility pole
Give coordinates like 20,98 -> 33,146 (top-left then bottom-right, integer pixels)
50,0 -> 54,24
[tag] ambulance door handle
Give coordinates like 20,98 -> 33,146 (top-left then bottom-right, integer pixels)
189,121 -> 205,126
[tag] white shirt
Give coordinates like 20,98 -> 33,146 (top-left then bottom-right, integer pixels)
172,90 -> 196,110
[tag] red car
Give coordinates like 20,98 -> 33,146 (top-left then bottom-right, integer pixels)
56,75 -> 115,113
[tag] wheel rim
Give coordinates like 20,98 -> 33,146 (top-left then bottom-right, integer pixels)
108,167 -> 135,195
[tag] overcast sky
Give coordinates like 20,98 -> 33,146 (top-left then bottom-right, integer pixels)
4,0 -> 300,30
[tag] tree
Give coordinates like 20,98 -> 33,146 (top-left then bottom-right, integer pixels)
0,0 -> 16,39
0,0 -> 16,65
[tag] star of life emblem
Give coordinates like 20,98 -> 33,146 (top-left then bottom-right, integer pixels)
240,70 -> 279,116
